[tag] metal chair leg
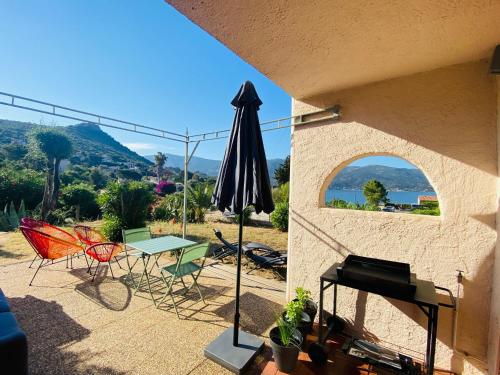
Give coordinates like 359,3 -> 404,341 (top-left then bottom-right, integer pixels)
91,262 -> 100,282
191,274 -> 205,303
87,259 -> 94,273
114,256 -> 123,269
29,259 -> 44,286
108,261 -> 115,279
29,254 -> 39,268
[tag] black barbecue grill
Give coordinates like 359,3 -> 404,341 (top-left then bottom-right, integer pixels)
336,255 -> 417,299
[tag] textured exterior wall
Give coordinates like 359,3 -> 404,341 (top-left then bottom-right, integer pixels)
288,60 -> 497,374
490,77 -> 500,375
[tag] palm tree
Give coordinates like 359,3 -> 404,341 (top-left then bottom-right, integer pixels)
30,128 -> 73,220
154,152 -> 167,183
187,183 -> 213,222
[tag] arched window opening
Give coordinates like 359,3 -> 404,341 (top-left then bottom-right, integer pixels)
325,156 -> 439,216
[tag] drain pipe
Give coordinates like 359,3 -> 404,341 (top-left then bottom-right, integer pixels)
451,270 -> 486,365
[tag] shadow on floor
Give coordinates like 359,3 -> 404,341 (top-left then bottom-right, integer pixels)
8,295 -> 129,375
213,291 -> 283,336
69,266 -> 133,312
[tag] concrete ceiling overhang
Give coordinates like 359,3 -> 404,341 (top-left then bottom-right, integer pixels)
166,0 -> 500,101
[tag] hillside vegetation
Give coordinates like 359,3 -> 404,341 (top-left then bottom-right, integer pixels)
330,165 -> 433,192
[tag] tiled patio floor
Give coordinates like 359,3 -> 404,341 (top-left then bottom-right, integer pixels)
1,256 -> 456,375
1,256 -> 285,375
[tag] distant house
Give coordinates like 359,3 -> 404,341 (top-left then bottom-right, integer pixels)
417,195 -> 438,205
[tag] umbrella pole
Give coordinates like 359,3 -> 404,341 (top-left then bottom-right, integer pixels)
233,211 -> 243,346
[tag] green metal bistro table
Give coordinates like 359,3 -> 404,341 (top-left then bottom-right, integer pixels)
126,236 -> 197,305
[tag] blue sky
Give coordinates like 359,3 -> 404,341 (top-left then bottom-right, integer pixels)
0,1 -> 410,169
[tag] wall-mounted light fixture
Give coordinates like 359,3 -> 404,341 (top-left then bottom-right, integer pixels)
490,45 -> 500,74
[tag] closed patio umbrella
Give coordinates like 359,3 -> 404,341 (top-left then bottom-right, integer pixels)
205,81 -> 274,374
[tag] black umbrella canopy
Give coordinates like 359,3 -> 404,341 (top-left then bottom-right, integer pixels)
212,81 -> 274,215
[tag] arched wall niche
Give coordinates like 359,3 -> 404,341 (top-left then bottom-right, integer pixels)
319,153 -> 440,216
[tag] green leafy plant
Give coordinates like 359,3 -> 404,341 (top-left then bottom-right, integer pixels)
187,183 -> 213,223
270,202 -> 289,232
101,215 -> 123,242
272,182 -> 289,205
0,200 -> 26,231
60,183 -> 100,221
295,287 -> 311,309
0,166 -> 44,210
276,316 -> 297,347
285,300 -> 304,327
232,206 -> 253,225
98,181 -> 154,241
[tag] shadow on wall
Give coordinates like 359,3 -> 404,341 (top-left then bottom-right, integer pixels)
290,207 -> 492,373
298,60 -> 497,177
385,249 -> 493,374
8,295 -> 129,375
290,209 -> 351,258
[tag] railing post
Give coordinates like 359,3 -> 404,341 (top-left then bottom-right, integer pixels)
183,129 -> 189,239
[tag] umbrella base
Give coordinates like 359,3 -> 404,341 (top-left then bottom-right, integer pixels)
204,327 -> 264,374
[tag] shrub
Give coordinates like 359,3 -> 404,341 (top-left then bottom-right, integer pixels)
152,197 -> 176,221
156,180 -> 176,196
270,202 -> 289,232
187,183 -> 213,223
272,182 -> 289,204
101,215 -> 123,242
98,181 -> 154,241
161,192 -> 184,221
61,183 -> 100,220
232,206 -> 253,225
0,166 -> 45,210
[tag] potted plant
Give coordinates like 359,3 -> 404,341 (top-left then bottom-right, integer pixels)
294,287 -> 317,332
283,300 -> 311,340
269,316 -> 303,373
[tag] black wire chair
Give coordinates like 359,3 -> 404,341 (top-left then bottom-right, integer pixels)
212,229 -> 287,279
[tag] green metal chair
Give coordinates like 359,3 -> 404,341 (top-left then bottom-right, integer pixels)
122,227 -> 152,287
157,242 -> 210,318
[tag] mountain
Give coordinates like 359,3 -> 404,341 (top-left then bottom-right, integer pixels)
144,153 -> 285,184
330,165 -> 433,192
0,120 -> 152,170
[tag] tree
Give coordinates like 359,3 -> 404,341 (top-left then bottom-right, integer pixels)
61,183 -> 100,221
274,156 -> 290,186
362,179 -> 388,206
30,128 -> 73,220
154,152 -> 167,183
89,167 -> 108,189
2,142 -> 27,160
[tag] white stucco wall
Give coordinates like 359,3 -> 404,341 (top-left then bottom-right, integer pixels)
288,60 -> 497,374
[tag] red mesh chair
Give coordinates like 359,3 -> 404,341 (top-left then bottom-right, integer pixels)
74,225 -> 123,271
86,243 -> 123,282
20,226 -> 85,285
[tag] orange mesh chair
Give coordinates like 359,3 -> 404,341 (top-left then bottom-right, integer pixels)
73,225 -> 106,246
21,218 -> 85,269
20,226 -> 85,285
86,243 -> 123,282
20,218 -> 46,268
